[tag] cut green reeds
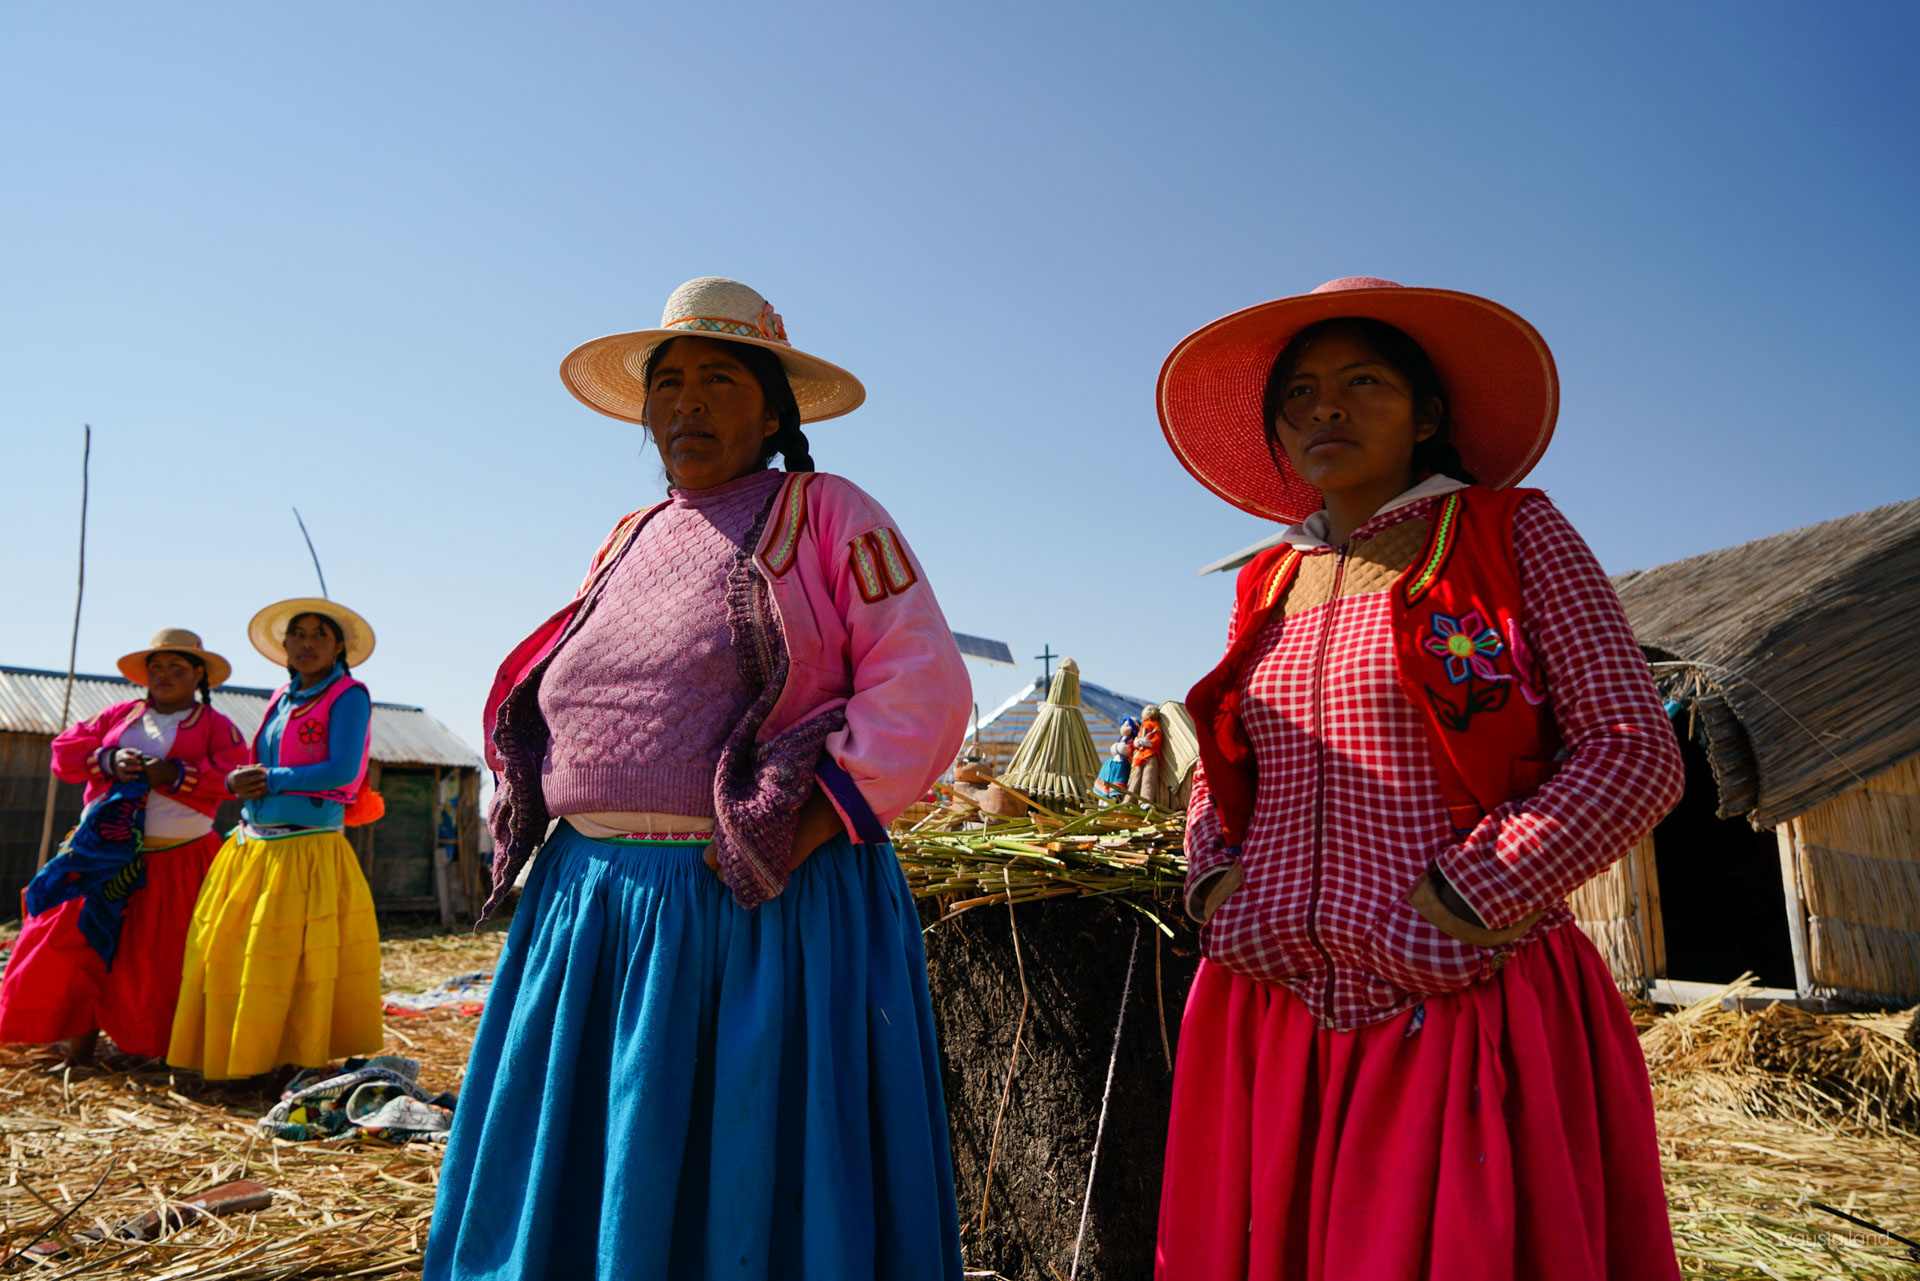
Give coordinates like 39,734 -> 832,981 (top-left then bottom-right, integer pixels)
893,795 -> 1188,936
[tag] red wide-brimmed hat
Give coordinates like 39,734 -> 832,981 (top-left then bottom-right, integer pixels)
1157,277 -> 1559,524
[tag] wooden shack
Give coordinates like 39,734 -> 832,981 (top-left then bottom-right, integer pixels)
0,666 -> 486,923
1569,498 -> 1920,1007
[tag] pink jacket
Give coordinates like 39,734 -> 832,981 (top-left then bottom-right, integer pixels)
482,471 -> 971,841
51,699 -> 249,819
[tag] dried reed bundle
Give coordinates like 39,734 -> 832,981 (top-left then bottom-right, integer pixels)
998,659 -> 1102,810
1645,980 -> 1920,1277
1640,976 -> 1920,1134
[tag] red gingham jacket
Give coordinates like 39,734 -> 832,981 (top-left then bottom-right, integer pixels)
1184,488 -> 1683,1030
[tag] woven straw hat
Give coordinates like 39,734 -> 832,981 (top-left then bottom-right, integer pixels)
117,628 -> 232,688
248,598 -> 376,669
560,277 -> 866,426
1158,277 -> 1559,524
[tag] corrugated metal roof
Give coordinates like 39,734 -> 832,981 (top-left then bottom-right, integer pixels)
0,666 -> 482,770
980,675 -> 1158,735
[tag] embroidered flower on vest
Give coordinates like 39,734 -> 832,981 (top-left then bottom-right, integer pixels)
1423,609 -> 1506,684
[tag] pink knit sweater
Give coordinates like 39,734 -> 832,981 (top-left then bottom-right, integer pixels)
538,469 -> 784,819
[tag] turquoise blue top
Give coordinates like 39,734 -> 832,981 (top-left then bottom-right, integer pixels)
242,663 -> 372,830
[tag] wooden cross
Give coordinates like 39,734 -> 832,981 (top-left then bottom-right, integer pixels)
1035,645 -> 1058,682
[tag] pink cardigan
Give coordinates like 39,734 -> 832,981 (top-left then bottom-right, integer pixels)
51,699 -> 249,818
483,471 -> 971,844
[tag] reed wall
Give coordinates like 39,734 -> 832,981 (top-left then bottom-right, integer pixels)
1571,833 -> 1659,987
1789,753 -> 1920,1002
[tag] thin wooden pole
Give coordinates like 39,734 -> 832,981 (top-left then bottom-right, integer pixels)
1776,821 -> 1815,997
1627,839 -> 1659,994
36,426 -> 91,869
291,506 -> 329,598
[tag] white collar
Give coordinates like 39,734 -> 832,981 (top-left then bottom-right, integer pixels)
1281,474 -> 1470,551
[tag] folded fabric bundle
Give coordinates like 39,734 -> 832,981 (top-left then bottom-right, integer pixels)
259,1055 -> 456,1143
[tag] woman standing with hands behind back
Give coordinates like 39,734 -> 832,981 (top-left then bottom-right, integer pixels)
169,601 -> 385,1083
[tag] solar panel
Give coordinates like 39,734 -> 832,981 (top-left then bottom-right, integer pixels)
951,633 -> 1016,666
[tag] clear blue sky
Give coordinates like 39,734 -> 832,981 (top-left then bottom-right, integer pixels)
3,1 -> 1916,760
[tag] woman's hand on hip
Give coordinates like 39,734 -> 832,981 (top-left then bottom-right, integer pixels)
788,786 -> 845,871
698,787 -> 848,881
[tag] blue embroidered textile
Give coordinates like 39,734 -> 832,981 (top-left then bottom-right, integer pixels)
23,778 -> 150,967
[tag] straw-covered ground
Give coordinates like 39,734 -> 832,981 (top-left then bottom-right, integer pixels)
0,919 -> 503,1279
2,915 -> 1916,1278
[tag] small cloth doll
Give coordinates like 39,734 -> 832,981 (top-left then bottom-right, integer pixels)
1127,706 -> 1171,809
1095,717 -> 1139,800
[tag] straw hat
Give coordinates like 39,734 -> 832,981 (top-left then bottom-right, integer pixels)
117,628 -> 232,688
560,277 -> 866,426
1157,277 -> 1559,524
248,598 -> 376,668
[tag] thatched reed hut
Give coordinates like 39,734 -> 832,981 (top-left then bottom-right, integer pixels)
0,666 -> 486,923
1569,497 -> 1920,1007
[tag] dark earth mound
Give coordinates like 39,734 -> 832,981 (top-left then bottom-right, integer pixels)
923,896 -> 1203,1280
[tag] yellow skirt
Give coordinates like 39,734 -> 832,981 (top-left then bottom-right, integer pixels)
168,828 -> 383,1079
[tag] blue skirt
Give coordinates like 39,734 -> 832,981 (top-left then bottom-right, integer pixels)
424,825 -> 962,1280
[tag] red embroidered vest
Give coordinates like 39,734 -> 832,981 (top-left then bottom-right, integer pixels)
1188,486 -> 1560,848
254,676 -> 371,803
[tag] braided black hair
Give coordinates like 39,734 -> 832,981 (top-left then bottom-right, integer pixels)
1261,317 -> 1478,485
641,336 -> 816,473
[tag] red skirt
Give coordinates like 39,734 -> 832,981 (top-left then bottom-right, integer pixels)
1157,925 -> 1677,1281
0,830 -> 222,1059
